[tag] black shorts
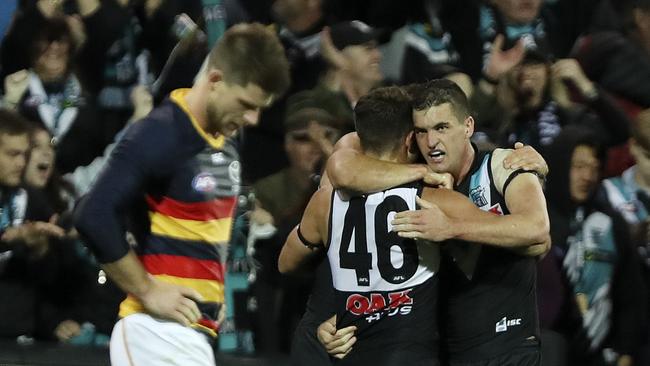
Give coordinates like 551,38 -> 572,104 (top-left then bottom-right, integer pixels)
448,339 -> 540,366
290,323 -> 332,366
335,343 -> 440,366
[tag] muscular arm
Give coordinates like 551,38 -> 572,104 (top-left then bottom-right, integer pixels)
278,186 -> 331,273
326,132 -> 428,193
394,173 -> 550,251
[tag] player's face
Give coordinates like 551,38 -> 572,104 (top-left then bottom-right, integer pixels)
207,82 -> 274,137
413,103 -> 473,178
0,133 -> 30,188
24,129 -> 55,189
569,145 -> 600,204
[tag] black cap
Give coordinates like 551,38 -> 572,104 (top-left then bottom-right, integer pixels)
329,20 -> 383,50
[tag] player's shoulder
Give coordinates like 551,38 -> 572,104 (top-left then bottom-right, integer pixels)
490,148 -> 513,170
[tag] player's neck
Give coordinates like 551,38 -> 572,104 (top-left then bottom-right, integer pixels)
185,86 -> 218,136
455,143 -> 475,186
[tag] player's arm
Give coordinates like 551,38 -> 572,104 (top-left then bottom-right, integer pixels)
278,186 -> 331,273
74,120 -> 203,326
326,132 -> 452,192
393,180 -> 549,250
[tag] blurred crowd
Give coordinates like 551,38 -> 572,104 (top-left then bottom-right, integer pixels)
0,0 -> 649,365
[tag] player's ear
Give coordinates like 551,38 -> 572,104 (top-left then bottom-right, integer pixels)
464,116 -> 474,137
406,130 -> 417,153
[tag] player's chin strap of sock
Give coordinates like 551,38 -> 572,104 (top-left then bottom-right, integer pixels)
297,225 -> 321,250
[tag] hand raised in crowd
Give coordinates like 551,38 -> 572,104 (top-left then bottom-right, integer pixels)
54,319 -> 82,342
37,0 -> 64,18
139,277 -> 205,327
484,34 -> 526,82
3,70 -> 29,109
320,26 -> 348,71
65,14 -> 87,50
317,315 -> 356,359
551,58 -> 597,99
503,142 -> 549,177
391,197 -> 455,241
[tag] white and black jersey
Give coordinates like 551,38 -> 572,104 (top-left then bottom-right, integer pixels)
441,148 -> 540,363
327,182 -> 440,365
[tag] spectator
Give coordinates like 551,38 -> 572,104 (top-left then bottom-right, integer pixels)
471,46 -> 631,153
573,0 -> 650,108
3,16 -> 104,174
539,125 -> 647,365
0,109 -> 67,340
251,106 -> 340,353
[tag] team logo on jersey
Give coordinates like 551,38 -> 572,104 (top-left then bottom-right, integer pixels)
495,316 -> 522,333
228,161 -> 241,184
488,203 -> 503,216
470,186 -> 488,207
192,172 -> 218,192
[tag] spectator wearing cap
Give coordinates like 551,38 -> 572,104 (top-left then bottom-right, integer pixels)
470,44 -> 632,154
320,20 -> 384,108
250,106 -> 340,353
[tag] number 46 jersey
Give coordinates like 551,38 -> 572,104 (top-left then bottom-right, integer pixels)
327,182 -> 441,363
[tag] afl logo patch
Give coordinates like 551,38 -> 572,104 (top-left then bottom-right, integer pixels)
192,173 -> 218,192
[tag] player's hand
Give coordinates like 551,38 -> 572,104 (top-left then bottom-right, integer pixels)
54,320 -> 81,342
392,197 -> 455,241
317,315 -> 357,359
503,142 -> 548,177
139,278 -> 204,326
423,170 -> 454,189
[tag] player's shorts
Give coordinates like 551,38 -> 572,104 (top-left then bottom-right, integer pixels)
290,322 -> 332,366
110,313 -> 215,366
448,338 -> 540,366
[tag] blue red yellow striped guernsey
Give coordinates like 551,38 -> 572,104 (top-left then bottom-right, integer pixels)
118,89 -> 240,337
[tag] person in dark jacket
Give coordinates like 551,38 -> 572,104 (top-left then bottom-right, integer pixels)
539,125 -> 647,366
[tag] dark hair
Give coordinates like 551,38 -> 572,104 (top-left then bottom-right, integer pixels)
409,79 -> 469,121
208,23 -> 290,97
354,86 -> 413,155
0,109 -> 31,137
619,0 -> 650,33
29,16 -> 74,68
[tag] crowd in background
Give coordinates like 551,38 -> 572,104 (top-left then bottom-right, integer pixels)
0,0 -> 649,365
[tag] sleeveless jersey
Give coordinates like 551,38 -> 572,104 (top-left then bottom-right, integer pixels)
442,149 -> 539,361
327,182 -> 440,363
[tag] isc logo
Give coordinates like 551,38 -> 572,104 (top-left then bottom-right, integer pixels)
495,316 -> 522,333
